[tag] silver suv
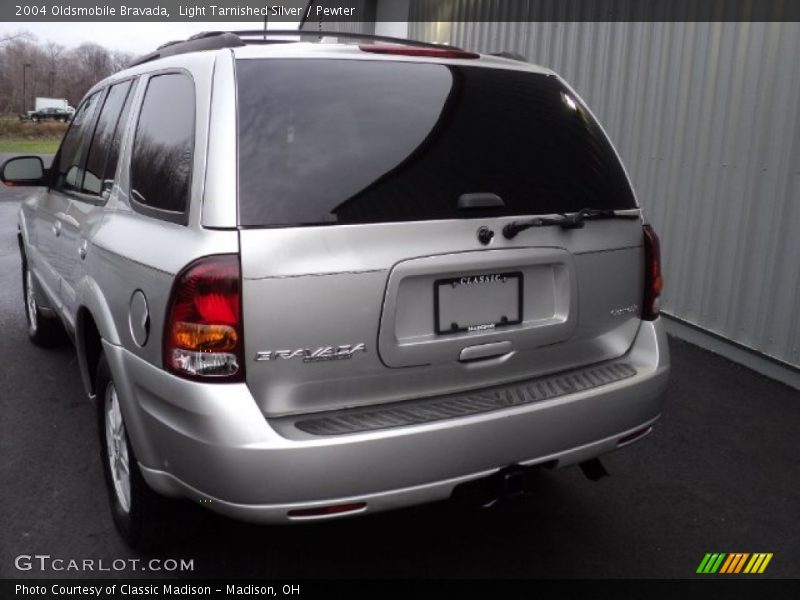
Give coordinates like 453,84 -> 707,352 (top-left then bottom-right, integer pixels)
3,31 -> 669,548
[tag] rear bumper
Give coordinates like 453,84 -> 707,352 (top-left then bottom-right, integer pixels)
105,320 -> 670,524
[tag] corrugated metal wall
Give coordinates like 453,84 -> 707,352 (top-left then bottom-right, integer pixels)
410,17 -> 800,368
299,21 -> 375,35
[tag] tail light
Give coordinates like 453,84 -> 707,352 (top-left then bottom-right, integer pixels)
358,44 -> 480,59
164,255 -> 244,382
642,224 -> 663,321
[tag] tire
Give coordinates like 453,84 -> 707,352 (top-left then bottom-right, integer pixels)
22,262 -> 63,347
96,354 -> 172,549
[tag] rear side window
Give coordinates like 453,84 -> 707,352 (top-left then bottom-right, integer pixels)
130,72 -> 194,220
82,79 -> 134,196
53,91 -> 102,192
237,59 -> 636,227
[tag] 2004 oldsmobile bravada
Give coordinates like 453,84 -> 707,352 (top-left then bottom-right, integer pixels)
3,31 -> 669,548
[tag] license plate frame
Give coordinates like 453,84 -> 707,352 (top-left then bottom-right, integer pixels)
434,271 -> 523,335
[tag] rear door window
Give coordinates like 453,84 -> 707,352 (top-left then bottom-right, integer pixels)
129,72 -> 195,221
82,79 -> 134,197
236,59 -> 636,227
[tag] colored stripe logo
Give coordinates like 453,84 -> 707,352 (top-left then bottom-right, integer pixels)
697,553 -> 773,574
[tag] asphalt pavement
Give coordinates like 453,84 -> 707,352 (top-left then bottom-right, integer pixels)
1,156 -> 798,579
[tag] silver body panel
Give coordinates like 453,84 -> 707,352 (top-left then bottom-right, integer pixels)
240,220 -> 645,415
114,320 -> 668,520
16,41 -> 670,523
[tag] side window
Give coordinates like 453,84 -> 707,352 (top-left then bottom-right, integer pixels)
82,79 -> 134,197
129,73 -> 195,219
53,91 -> 102,192
104,82 -> 136,187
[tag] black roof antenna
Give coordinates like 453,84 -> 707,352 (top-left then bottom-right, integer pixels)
300,0 -> 315,28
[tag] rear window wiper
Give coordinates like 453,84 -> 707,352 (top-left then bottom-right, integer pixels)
502,208 -> 640,239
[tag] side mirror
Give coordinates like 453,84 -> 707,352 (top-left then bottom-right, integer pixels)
0,156 -> 46,186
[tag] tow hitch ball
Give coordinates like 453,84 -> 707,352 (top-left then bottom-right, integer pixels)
453,459 -> 609,508
490,468 -> 526,508
485,459 -> 608,506
579,458 -> 610,482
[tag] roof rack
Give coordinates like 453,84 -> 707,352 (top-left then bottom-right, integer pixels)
128,29 -> 464,68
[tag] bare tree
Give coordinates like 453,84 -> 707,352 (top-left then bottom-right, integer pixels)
111,50 -> 134,73
0,35 -> 133,113
44,42 -> 64,96
0,37 -> 41,112
0,31 -> 32,45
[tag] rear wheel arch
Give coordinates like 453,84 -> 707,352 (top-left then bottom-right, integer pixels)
76,307 -> 104,400
74,281 -> 123,399
78,303 -> 162,477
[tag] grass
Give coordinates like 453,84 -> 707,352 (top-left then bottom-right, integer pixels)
0,139 -> 60,154
0,114 -> 65,153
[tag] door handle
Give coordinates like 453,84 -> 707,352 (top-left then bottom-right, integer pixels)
459,341 -> 514,362
78,240 -> 88,260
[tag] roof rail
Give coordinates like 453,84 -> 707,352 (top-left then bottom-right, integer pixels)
128,29 -> 463,68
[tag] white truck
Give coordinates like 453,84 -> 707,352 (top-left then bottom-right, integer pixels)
26,97 -> 75,120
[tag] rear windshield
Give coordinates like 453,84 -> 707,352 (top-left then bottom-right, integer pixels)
236,59 -> 636,227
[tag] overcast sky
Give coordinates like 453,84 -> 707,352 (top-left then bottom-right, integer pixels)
0,21 -> 300,55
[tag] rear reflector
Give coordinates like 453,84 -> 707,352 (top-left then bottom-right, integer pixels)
617,426 -> 652,446
358,44 -> 480,59
642,224 -> 663,321
288,503 -> 366,518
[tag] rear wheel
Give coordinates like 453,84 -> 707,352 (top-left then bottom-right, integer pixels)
96,354 -> 172,549
23,264 -> 63,347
